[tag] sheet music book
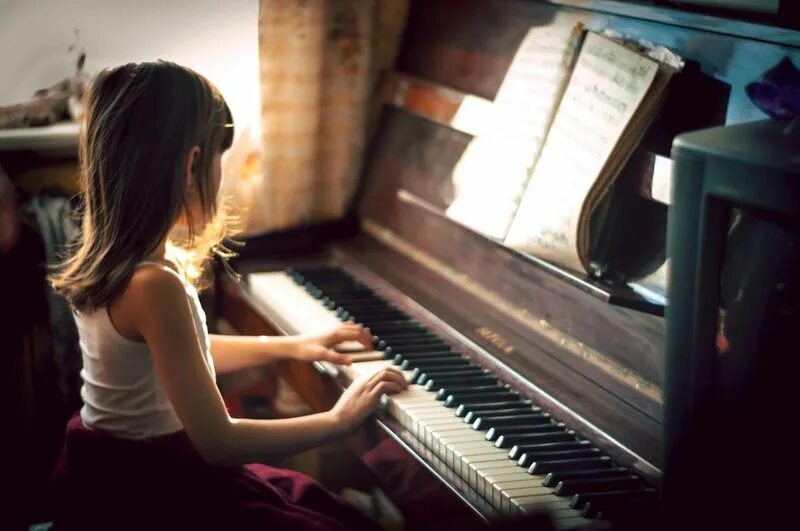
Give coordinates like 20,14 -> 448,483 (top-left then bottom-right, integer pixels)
504,31 -> 677,273
445,14 -> 585,239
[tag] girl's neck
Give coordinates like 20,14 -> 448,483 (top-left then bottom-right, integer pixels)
144,240 -> 169,262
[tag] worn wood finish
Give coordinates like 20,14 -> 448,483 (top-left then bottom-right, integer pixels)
379,72 -> 493,136
357,106 -> 659,309
360,109 -> 664,385
377,0 -> 800,294
218,245 -> 661,476
332,236 -> 662,474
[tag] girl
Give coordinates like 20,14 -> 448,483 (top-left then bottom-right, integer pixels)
48,61 -> 407,530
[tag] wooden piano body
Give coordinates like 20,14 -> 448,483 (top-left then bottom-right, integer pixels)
217,1 -> 800,528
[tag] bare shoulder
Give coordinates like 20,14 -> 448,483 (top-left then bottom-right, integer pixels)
110,264 -> 190,340
126,263 -> 186,304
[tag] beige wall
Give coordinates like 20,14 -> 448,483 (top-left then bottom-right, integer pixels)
0,0 -> 261,138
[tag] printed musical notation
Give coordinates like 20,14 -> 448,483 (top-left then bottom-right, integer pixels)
504,31 -> 661,272
445,13 -> 585,240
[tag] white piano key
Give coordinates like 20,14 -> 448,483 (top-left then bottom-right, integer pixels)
428,427 -> 482,460
249,272 -> 343,333
447,441 -> 498,472
497,484 -> 553,513
465,456 -> 518,490
485,473 -> 543,507
452,444 -> 507,480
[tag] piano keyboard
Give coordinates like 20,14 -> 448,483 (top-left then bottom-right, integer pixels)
248,267 -> 659,528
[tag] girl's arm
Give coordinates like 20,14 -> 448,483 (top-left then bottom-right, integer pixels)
126,267 -> 407,465
209,323 -> 371,374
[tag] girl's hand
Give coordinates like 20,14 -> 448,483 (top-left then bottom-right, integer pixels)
290,322 -> 373,365
331,368 -> 408,434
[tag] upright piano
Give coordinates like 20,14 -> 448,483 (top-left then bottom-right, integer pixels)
217,1 -> 800,528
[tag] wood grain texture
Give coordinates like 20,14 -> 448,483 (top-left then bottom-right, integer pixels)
333,236 -> 663,474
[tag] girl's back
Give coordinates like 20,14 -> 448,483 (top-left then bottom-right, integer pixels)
75,261 -> 214,439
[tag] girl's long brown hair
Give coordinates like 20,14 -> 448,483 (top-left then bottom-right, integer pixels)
50,61 -> 234,311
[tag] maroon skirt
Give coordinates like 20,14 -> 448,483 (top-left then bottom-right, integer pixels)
50,413 -> 381,531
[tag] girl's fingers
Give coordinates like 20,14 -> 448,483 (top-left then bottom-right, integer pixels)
368,368 -> 408,390
331,326 -> 373,349
369,381 -> 405,398
324,349 -> 353,366
369,367 -> 403,383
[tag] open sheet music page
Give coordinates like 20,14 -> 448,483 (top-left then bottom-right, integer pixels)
445,15 -> 584,240
504,32 -> 660,272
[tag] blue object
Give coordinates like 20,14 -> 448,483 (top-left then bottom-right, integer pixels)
746,56 -> 800,119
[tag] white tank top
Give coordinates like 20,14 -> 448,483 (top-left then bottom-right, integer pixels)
75,261 -> 216,439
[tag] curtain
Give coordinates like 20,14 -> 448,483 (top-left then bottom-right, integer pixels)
225,0 -> 408,236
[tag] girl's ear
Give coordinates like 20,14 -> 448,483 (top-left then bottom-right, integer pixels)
184,146 -> 201,191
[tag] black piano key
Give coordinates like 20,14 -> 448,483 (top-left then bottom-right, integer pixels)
423,372 -> 493,387
407,360 -> 472,376
322,294 -> 376,304
373,332 -> 437,343
471,414 -> 553,430
398,353 -> 466,363
363,319 -> 422,329
517,448 -> 602,468
543,467 -> 629,488
456,401 -> 537,418
368,324 -> 427,335
381,339 -> 447,350
418,368 -> 488,384
371,329 -> 429,337
528,456 -> 613,475
385,343 -> 451,354
554,475 -> 643,496
361,317 -> 419,325
484,423 -> 566,441
402,357 -> 465,370
425,376 -> 498,391
412,363 -> 476,385
394,353 -> 460,366
435,385 -> 503,400
508,440 -> 591,461
353,313 -> 408,322
443,391 -> 519,407
376,336 -> 438,347
420,367 -> 489,379
517,445 -> 599,467
570,488 -> 658,510
400,355 -> 466,368
464,408 -> 547,425
392,358 -> 460,370
336,304 -> 387,315
347,302 -> 399,310
495,431 -> 576,449
338,302 -> 396,311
